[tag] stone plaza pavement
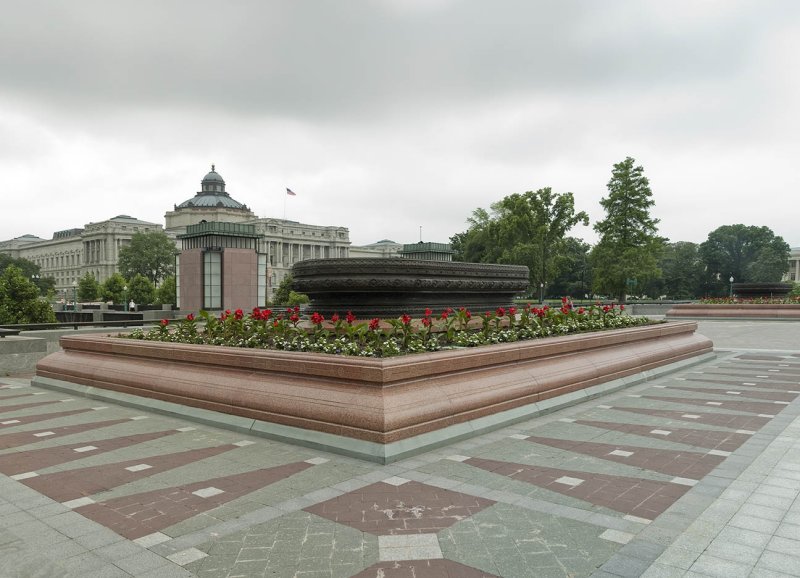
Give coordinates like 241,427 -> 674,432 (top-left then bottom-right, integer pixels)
0,320 -> 798,578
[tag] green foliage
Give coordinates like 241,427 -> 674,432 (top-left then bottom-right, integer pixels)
450,189 -> 589,298
698,225 -> 790,293
117,231 -> 176,284
0,265 -> 56,324
790,283 -> 800,298
649,241 -> 705,299
0,254 -> 53,296
591,157 -> 662,302
100,273 -> 128,304
272,274 -> 308,306
127,274 -> 155,306
77,273 -> 99,302
287,291 -> 310,306
156,276 -> 177,305
547,238 -> 592,298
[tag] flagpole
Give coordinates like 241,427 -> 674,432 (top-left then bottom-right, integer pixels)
283,192 -> 287,220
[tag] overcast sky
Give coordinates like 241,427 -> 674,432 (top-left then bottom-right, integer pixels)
2,1 -> 799,249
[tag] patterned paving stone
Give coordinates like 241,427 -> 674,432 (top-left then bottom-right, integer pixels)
0,430 -> 179,476
572,420 -> 750,453
521,436 -> 723,479
352,558 -> 499,577
642,395 -> 787,415
466,457 -> 689,520
0,418 -> 134,449
0,408 -> 93,428
685,376 -> 800,390
305,480 -> 495,536
76,460 -> 313,540
666,386 -> 797,402
0,400 -> 60,414
22,443 -> 239,502
606,406 -> 771,430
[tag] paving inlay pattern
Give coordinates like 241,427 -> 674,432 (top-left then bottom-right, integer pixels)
2,334 -> 800,577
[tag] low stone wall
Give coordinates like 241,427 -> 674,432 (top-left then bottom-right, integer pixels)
666,304 -> 800,320
0,336 -> 48,376
33,321 -> 712,462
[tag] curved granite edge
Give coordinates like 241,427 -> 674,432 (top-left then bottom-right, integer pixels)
666,304 -> 800,320
33,321 -> 713,462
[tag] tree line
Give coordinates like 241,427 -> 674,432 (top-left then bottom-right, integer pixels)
451,157 -> 793,301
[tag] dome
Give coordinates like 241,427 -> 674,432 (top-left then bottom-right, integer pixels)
173,165 -> 251,212
202,165 -> 225,185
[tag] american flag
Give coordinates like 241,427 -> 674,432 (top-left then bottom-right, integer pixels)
286,188 -> 296,196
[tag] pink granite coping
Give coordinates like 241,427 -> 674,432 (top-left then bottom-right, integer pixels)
666,304 -> 800,319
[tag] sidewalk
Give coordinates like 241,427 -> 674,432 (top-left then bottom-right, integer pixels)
0,320 -> 798,577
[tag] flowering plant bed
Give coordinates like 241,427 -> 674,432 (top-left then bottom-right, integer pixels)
126,301 -> 650,357
699,297 -> 800,305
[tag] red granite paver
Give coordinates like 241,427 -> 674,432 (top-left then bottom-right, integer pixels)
665,386 -> 797,403
522,436 -> 723,479
0,430 -> 178,475
643,395 -> 788,415
0,400 -> 60,415
23,443 -> 239,502
573,420 -> 750,452
0,418 -> 134,449
467,457 -> 689,520
736,354 -> 790,361
0,408 -> 92,428
0,393 -> 37,402
306,480 -> 495,536
607,406 -> 770,430
76,461 -> 313,540
352,559 -> 499,577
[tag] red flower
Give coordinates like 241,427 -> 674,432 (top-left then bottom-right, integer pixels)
331,313 -> 340,323
225,309 -> 231,316
425,308 -> 433,317
561,297 -> 568,304
234,308 -> 244,320
186,313 -> 194,321
294,306 -> 300,313
620,304 -> 625,311
421,317 -> 431,327
311,312 -> 324,325
160,319 -> 169,327
252,307 -> 260,317
261,309 -> 273,320
509,306 -> 517,316
220,312 -> 228,321
369,318 -> 380,331
496,307 -> 505,317
289,313 -> 300,323
346,311 -> 357,324
577,307 -> 585,314
401,314 -> 412,326
602,305 -> 611,313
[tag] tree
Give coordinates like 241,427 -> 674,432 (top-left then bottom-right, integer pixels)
590,157 -> 662,302
128,274 -> 155,306
156,276 -> 177,305
547,237 -> 592,299
77,273 -> 100,302
100,273 -> 128,304
451,190 -> 589,300
659,242 -> 705,299
698,225 -> 790,292
117,231 -> 176,284
273,274 -> 295,306
0,265 -> 56,324
0,254 -> 54,296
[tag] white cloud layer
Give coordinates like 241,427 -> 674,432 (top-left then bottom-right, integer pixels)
1,0 -> 798,248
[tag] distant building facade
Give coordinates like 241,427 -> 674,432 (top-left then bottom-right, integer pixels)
1,166 -> 397,305
784,247 -> 800,283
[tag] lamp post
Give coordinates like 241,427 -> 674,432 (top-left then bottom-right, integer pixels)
729,276 -> 734,298
539,282 -> 545,304
30,274 -> 40,295
123,285 -> 128,312
72,280 -> 77,311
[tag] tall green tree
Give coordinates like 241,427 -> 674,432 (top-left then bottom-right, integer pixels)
117,231 -> 176,284
547,238 -> 592,299
127,274 -> 156,306
0,255 -> 54,296
590,157 -> 663,302
100,273 -> 128,304
451,189 -> 589,300
156,275 -> 177,305
77,273 -> 99,302
0,265 -> 56,324
698,225 -> 790,292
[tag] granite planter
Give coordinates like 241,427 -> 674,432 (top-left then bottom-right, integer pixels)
33,321 -> 713,463
666,303 -> 800,320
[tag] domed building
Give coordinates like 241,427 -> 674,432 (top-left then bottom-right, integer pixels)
165,165 -> 255,233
